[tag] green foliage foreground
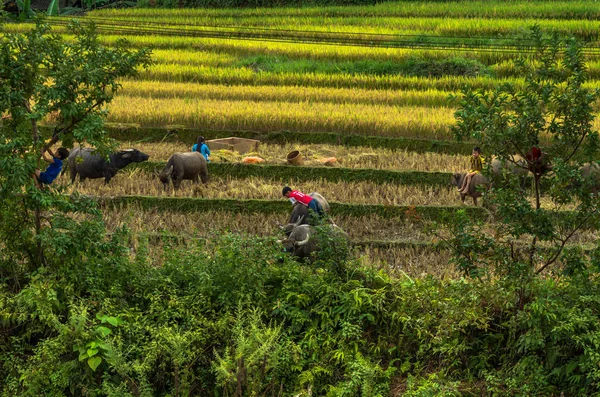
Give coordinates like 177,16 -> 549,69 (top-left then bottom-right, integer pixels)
1,227 -> 600,396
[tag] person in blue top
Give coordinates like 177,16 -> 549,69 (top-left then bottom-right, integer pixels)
34,147 -> 70,188
191,136 -> 210,162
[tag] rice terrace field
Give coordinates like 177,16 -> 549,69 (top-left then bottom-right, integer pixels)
6,0 -> 600,395
4,1 -> 600,273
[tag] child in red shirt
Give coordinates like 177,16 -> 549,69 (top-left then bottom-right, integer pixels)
282,186 -> 324,218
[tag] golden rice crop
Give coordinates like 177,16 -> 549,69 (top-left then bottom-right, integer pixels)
118,80 -> 452,108
105,95 -> 600,140
62,173 -> 460,206
135,63 -> 515,91
150,49 -> 237,67
47,13 -> 600,42
0,25 -> 517,66
105,96 -> 454,139
116,141 -> 468,172
90,2 -> 600,24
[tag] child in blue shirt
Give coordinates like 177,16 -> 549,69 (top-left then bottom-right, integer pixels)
34,147 -> 69,187
191,136 -> 210,162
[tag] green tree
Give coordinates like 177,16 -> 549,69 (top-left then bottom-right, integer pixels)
0,18 -> 151,277
443,28 -> 600,284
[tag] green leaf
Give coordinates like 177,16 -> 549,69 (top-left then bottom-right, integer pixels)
87,348 -> 99,357
106,316 -> 121,327
47,0 -> 59,16
87,356 -> 102,371
97,326 -> 112,337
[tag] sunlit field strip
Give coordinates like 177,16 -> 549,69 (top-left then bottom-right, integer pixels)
5,25 -> 593,67
62,173 -> 460,206
102,96 -> 454,139
118,80 -> 600,111
149,49 -> 236,67
118,80 -> 453,108
140,49 -> 600,82
91,2 -> 600,21
102,96 -> 600,140
136,64 -> 517,91
142,48 -> 600,82
0,26 -> 522,65
49,12 -> 600,42
115,141 -> 468,172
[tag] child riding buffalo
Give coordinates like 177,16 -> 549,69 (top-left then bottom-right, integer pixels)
282,186 -> 325,220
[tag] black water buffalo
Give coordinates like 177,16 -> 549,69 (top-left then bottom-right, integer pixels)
66,147 -> 150,184
280,221 -> 349,262
159,152 -> 208,190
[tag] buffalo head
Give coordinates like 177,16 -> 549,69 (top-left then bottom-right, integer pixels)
120,149 -> 150,163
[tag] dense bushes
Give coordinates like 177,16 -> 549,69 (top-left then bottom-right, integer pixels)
2,222 -> 600,395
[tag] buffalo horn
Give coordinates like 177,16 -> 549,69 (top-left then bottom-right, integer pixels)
296,233 -> 310,246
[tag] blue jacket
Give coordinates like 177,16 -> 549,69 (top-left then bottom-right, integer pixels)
192,143 -> 211,162
39,157 -> 63,184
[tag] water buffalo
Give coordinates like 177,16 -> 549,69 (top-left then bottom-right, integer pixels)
280,220 -> 349,262
451,173 -> 489,206
578,162 -> 600,194
159,152 -> 208,190
491,156 -> 529,178
66,147 -> 150,184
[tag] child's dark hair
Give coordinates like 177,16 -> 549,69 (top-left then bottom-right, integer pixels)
282,186 -> 292,196
57,147 -> 69,160
473,146 -> 481,153
196,136 -> 205,146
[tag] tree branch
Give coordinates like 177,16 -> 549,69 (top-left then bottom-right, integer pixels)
535,207 -> 598,274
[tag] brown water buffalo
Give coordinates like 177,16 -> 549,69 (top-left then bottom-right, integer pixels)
451,173 -> 489,206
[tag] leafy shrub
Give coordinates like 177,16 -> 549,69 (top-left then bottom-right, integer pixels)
2,229 -> 600,395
